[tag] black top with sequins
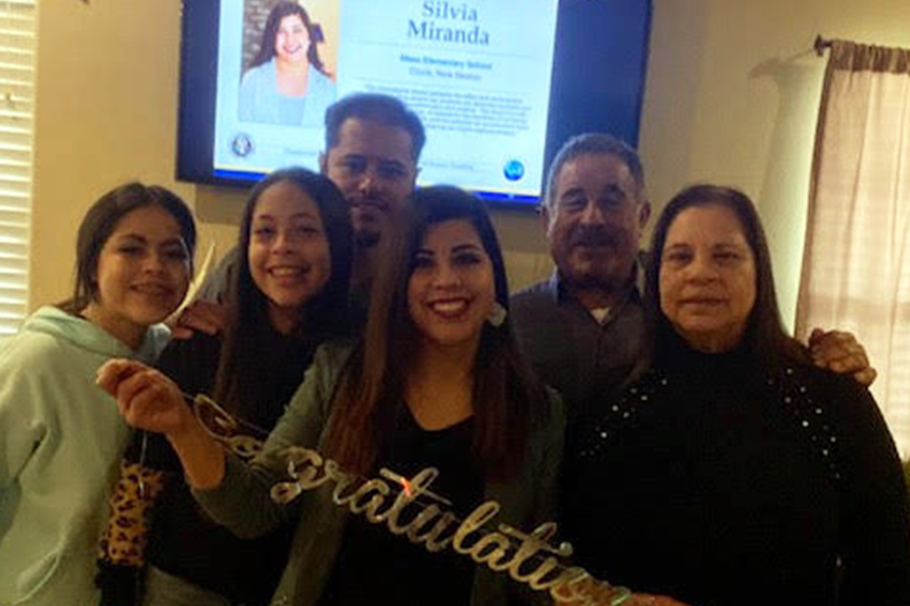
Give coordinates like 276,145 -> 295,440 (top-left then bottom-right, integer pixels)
562,340 -> 910,606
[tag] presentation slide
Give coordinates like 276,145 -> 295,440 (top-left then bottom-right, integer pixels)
213,0 -> 559,201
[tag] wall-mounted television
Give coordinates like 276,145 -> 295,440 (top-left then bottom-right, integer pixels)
177,0 -> 652,208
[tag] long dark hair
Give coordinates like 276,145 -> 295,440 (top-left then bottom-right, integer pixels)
323,186 -> 548,479
641,184 -> 809,373
60,182 -> 197,314
249,1 -> 329,76
212,167 -> 352,417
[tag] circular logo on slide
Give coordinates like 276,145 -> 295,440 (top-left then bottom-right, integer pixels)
503,159 -> 525,182
231,133 -> 254,158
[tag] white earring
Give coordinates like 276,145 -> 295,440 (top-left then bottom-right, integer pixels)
487,302 -> 507,327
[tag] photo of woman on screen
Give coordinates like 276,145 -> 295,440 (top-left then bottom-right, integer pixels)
239,1 -> 336,127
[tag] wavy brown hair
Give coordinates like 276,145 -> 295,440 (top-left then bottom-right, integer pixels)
322,186 -> 548,479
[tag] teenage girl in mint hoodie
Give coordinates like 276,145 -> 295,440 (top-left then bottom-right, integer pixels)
0,183 -> 196,606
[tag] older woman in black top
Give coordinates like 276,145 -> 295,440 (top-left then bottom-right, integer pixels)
563,185 -> 910,606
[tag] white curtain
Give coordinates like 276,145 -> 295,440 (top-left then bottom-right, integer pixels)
796,40 -> 910,456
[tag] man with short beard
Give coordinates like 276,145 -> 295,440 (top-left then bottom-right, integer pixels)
511,133 -> 875,416
318,93 -> 423,300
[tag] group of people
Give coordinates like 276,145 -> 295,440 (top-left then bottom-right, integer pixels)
1,91 -> 908,606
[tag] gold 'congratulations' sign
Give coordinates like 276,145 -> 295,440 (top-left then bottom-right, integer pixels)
189,393 -> 631,606
271,445 -> 631,606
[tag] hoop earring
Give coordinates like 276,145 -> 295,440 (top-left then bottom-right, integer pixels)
487,302 -> 507,327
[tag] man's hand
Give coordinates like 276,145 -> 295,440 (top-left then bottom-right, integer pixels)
169,300 -> 229,340
808,328 -> 877,386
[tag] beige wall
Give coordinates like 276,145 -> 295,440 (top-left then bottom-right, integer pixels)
640,0 -> 910,329
31,1 -> 197,308
29,0 -> 910,329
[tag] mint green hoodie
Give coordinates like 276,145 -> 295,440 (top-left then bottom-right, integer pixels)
0,307 -> 169,606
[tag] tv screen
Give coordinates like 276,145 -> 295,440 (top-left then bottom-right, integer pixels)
177,0 -> 652,208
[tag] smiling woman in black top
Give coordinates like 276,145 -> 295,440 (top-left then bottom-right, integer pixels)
564,185 -> 910,606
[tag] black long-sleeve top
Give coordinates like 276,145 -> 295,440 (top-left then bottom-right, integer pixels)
97,328 -> 317,606
563,341 -> 910,606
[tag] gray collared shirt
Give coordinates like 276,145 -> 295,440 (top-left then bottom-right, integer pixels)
510,261 -> 645,418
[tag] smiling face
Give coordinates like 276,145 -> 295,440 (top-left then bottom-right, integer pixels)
247,180 -> 331,334
320,118 -> 418,248
545,153 -> 650,297
274,13 -> 310,65
83,205 -> 191,348
659,204 -> 757,353
407,219 -> 496,353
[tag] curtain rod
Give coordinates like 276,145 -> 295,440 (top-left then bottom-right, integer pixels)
814,35 -> 832,56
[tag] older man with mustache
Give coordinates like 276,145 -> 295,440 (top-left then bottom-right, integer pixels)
511,134 -> 875,417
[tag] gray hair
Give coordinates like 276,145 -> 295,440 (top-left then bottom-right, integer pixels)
543,133 -> 646,211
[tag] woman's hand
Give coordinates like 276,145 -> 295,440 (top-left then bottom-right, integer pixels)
97,359 -> 194,437
627,594 -> 693,606
98,359 -> 227,489
554,588 -> 692,606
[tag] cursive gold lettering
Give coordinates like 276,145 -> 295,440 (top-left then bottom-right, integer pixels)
468,531 -> 512,566
195,396 -> 633,605
327,461 -> 361,506
492,522 -> 569,574
264,444 -> 632,606
349,479 -> 391,517
379,468 -> 440,533
452,501 -> 500,554
403,503 -> 441,541
286,448 -> 328,488
420,510 -> 460,553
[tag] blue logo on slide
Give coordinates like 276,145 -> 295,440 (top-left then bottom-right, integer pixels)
503,160 -> 525,182
231,133 -> 254,158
